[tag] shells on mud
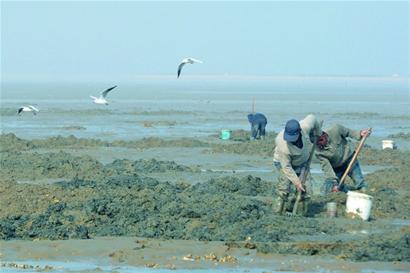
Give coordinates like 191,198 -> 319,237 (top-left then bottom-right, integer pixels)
182,252 -> 238,264
145,262 -> 160,268
1,262 -> 55,271
182,253 -> 195,261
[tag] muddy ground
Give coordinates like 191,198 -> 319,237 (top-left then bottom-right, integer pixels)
2,237 -> 410,273
0,132 -> 409,264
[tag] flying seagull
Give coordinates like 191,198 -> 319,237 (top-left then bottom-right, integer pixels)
177,58 -> 203,78
90,85 -> 117,105
18,105 -> 39,115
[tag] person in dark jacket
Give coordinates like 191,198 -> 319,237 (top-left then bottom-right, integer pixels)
247,113 -> 267,140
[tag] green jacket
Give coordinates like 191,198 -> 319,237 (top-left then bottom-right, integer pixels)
315,124 -> 362,180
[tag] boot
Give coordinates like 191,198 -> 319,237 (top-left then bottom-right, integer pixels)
298,199 -> 310,217
273,196 -> 286,215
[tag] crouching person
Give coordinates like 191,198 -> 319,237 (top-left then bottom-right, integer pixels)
315,124 -> 371,194
273,114 -> 322,215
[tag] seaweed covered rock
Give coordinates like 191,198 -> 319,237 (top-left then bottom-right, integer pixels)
360,147 -> 410,166
209,140 -> 276,157
0,173 -> 348,243
1,149 -> 198,182
0,206 -> 90,240
0,151 -> 107,180
0,219 -> 16,240
0,133 -> 32,152
257,228 -> 410,262
225,129 -> 277,142
106,158 -> 198,174
190,175 -> 275,196
111,137 -> 208,149
0,133 -> 109,152
348,232 -> 410,261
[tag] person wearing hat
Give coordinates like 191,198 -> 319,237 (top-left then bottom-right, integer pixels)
247,112 -> 268,140
272,114 -> 322,215
315,124 -> 371,194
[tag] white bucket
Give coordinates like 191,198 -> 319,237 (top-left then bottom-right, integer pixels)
382,140 -> 395,150
346,191 -> 373,221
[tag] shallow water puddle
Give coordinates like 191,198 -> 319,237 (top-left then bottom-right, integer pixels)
1,260 -> 408,273
0,260 -> 317,273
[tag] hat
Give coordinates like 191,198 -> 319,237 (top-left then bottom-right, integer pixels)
284,119 -> 301,142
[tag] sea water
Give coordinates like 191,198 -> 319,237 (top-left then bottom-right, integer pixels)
1,76 -> 409,148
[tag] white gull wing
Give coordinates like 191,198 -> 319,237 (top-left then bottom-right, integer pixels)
177,57 -> 203,78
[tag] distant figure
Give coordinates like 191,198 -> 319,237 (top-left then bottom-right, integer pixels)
18,105 -> 39,115
90,85 -> 117,105
177,57 -> 203,78
315,124 -> 371,194
247,113 -> 267,140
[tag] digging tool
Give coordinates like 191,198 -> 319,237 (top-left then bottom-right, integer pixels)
291,142 -> 316,216
335,128 -> 372,192
291,120 -> 324,216
252,97 -> 255,113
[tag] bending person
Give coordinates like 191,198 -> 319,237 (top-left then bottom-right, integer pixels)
247,113 -> 267,140
315,124 -> 371,194
273,114 -> 322,215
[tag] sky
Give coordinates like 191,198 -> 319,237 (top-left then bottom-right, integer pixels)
1,1 -> 409,82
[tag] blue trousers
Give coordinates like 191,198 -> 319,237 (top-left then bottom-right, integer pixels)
334,160 -> 367,192
251,122 -> 266,139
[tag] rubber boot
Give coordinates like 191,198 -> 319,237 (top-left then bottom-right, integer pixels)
273,196 -> 286,215
298,199 -> 310,217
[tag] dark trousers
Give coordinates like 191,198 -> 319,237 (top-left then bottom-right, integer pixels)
333,157 -> 367,192
251,122 -> 266,139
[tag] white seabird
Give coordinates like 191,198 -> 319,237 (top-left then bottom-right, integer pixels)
177,58 -> 203,78
18,105 -> 39,115
90,85 -> 117,105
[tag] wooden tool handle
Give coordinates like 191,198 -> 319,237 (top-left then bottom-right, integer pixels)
292,140 -> 317,215
252,97 -> 255,113
339,128 -> 372,186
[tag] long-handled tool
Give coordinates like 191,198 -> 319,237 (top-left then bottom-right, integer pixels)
291,120 -> 324,216
336,128 -> 372,191
251,97 -> 255,113
291,142 -> 316,216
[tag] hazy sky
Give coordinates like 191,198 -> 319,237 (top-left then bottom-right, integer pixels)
1,1 -> 409,82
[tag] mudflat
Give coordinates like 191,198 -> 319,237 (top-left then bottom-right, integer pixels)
0,131 -> 409,272
1,80 -> 409,272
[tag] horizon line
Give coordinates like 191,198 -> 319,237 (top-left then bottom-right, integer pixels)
1,74 -> 409,84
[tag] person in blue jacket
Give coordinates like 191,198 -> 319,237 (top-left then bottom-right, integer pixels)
247,113 -> 267,140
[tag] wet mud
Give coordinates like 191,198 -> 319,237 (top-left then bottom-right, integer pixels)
2,237 -> 408,272
1,133 -> 410,262
256,229 -> 410,262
